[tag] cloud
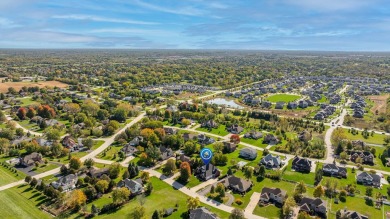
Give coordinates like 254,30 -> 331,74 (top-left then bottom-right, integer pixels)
52,14 -> 158,25
132,0 -> 204,16
284,0 -> 380,11
0,17 -> 20,28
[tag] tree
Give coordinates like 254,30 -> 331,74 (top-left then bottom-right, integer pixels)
128,162 -> 139,178
243,166 -> 254,180
313,185 -> 325,198
95,180 -> 109,193
145,182 -> 153,196
229,208 -> 245,219
45,128 -> 61,141
17,107 -> 27,120
64,103 -> 81,114
0,138 -> 10,154
282,196 -> 296,217
145,145 -> 160,163
84,158 -> 95,168
66,189 -> 87,210
181,118 -> 191,127
331,128 -> 347,146
132,205 -> 146,219
213,142 -> 224,153
69,157 -> 82,170
340,151 -> 348,160
179,162 -> 191,182
112,187 -> 130,204
30,178 -> 38,187
84,186 -> 97,201
25,175 -> 32,183
91,204 -> 100,215
314,168 -> 323,183
108,162 -> 121,179
82,138 -> 94,149
230,134 -> 240,143
258,165 -> 266,178
183,141 -> 197,155
186,197 -> 200,211
295,181 -> 307,194
163,159 -> 176,176
60,165 -> 68,175
122,170 -> 130,179
82,99 -> 99,116
215,182 -> 225,197
140,171 -> 150,184
366,187 -> 373,197
297,212 -> 312,219
50,143 -> 63,157
152,210 -> 160,219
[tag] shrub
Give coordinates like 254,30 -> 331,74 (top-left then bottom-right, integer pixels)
235,198 -> 243,205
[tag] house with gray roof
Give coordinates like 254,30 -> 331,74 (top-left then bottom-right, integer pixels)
260,154 -> 283,169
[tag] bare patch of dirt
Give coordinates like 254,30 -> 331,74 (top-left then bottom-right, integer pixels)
0,81 -> 68,92
368,94 -> 389,114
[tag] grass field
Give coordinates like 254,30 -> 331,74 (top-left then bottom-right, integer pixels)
0,165 -> 25,186
0,184 -> 51,219
69,177 -> 230,219
281,159 -> 316,185
344,130 -> 387,145
18,98 -> 39,107
241,137 -> 269,149
266,94 -> 301,103
253,204 -> 281,219
196,124 -> 229,137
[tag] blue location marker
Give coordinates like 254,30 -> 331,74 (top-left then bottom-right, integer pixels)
200,148 -> 213,165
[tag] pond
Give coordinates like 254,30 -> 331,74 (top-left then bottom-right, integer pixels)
206,98 -> 244,109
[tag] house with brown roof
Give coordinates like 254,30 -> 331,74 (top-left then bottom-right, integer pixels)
260,187 -> 286,205
299,197 -> 327,217
19,152 -> 43,167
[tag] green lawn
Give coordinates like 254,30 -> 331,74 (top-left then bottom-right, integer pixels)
196,124 -> 229,136
32,163 -> 59,174
344,130 -> 387,145
18,120 -> 44,133
266,94 -> 301,103
317,95 -> 327,103
281,159 -> 315,185
253,204 -> 281,219
97,143 -> 123,162
69,177 -> 230,219
0,184 -> 51,219
241,137 -> 269,149
175,175 -> 203,188
18,98 -> 39,107
0,164 -> 25,186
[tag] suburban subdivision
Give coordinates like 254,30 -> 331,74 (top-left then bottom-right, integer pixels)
0,50 -> 389,219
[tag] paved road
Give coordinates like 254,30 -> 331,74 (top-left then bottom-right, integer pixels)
0,112 -> 146,192
5,115 -> 43,136
323,108 -> 348,163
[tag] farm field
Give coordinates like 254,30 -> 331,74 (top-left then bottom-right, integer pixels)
0,81 -> 68,93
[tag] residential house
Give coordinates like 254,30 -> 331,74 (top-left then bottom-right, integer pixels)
35,138 -> 53,147
239,148 -> 257,160
263,134 -> 280,144
197,134 -> 215,145
244,130 -> 263,140
189,207 -> 220,219
260,187 -> 287,205
182,133 -> 197,141
356,171 -> 381,188
227,124 -> 244,134
88,167 -> 110,179
128,136 -> 144,147
322,163 -> 347,178
298,100 -> 308,109
262,101 -> 272,108
117,178 -> 143,194
194,163 -> 220,181
299,197 -> 327,216
275,101 -> 285,109
11,136 -> 31,146
292,156 -> 312,173
160,147 -> 174,160
121,145 -> 138,157
350,151 -> 374,165
223,142 -> 237,153
201,120 -> 218,129
339,209 -> 368,219
19,152 -> 43,167
51,174 -> 78,191
287,102 -> 298,109
260,154 -> 283,169
164,127 -> 178,135
220,175 -> 252,194
298,130 -> 312,142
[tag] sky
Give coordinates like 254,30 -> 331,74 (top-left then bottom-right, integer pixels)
0,0 -> 389,51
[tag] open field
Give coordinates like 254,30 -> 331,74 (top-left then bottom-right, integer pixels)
69,177 -> 230,219
0,185 -> 51,219
0,81 -> 68,92
0,164 -> 25,186
344,129 -> 387,145
368,94 -> 389,114
266,94 -> 301,103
